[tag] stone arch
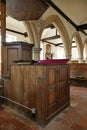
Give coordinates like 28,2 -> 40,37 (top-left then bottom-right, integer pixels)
39,15 -> 71,59
29,21 -> 40,47
72,32 -> 83,62
23,21 -> 42,60
23,21 -> 40,46
23,21 -> 34,43
84,39 -> 87,62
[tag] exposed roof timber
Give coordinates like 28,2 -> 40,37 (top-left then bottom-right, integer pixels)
41,39 -> 75,47
81,30 -> 87,35
6,28 -> 28,37
42,39 -> 63,46
72,46 -> 77,48
44,40 -> 63,46
72,41 -> 75,43
41,34 -> 60,41
0,26 -> 28,37
42,40 -> 57,46
56,45 -> 76,48
46,0 -> 77,27
42,36 -> 75,43
46,0 -> 87,35
77,24 -> 87,31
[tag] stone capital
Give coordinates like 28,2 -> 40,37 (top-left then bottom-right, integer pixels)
32,47 -> 42,53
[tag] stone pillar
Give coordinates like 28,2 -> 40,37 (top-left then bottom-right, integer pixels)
78,57 -> 83,63
32,47 -> 42,60
65,54 -> 71,62
65,55 -> 72,63
85,58 -> 87,63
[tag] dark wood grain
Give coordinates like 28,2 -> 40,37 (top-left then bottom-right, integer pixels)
6,0 -> 49,20
4,64 -> 70,126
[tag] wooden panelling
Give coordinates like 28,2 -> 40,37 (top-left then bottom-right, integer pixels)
59,67 -> 68,81
47,66 -> 57,117
69,63 -> 87,79
69,63 -> 87,87
4,42 -> 34,74
7,48 -> 19,70
23,66 -> 36,108
4,64 -> 70,126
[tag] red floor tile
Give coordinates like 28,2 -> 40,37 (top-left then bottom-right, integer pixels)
71,123 -> 86,130
0,86 -> 87,130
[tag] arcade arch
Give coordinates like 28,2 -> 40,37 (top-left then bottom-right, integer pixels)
71,32 -> 83,63
39,15 -> 71,60
84,39 -> 87,62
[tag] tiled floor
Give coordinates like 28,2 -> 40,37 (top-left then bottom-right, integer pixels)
0,86 -> 87,130
0,105 -> 39,130
41,86 -> 87,130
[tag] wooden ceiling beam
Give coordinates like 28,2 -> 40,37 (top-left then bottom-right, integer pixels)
77,24 -> 87,31
45,0 -> 87,35
41,40 -> 63,46
41,40 -> 56,46
41,40 -> 76,47
41,35 -> 60,41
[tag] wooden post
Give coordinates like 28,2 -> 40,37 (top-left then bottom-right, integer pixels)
0,0 -> 6,75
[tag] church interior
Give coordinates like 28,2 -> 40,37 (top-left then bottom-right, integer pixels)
0,0 -> 87,130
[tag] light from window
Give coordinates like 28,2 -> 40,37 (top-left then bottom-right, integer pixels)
6,34 -> 17,42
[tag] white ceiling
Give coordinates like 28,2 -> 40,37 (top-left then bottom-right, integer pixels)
53,0 -> 87,25
6,0 -> 87,34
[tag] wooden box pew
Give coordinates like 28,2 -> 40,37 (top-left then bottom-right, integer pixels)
69,63 -> 87,87
3,62 -> 70,126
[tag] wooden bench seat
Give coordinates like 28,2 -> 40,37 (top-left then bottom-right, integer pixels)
69,63 -> 87,87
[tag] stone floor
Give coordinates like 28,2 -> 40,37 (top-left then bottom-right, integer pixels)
0,86 -> 87,130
